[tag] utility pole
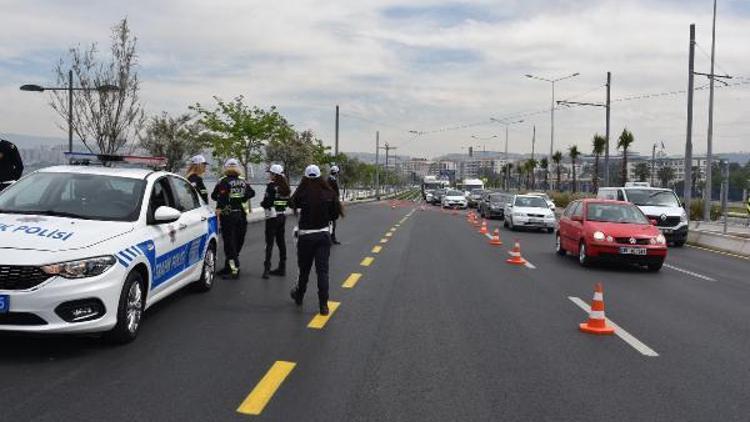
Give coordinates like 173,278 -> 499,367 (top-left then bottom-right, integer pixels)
334,105 -> 339,156
652,143 -> 657,186
604,71 -> 611,187
721,160 -> 729,234
704,0 -> 718,221
531,125 -> 536,189
684,24 -> 695,211
375,131 -> 380,200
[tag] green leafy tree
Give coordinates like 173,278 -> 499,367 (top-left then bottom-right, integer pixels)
658,166 -> 676,188
526,159 -> 538,190
139,112 -> 206,172
191,96 -> 291,176
634,162 -> 651,182
552,151 -> 563,191
539,157 -> 549,190
592,134 -> 607,191
265,129 -> 326,181
568,146 -> 581,193
617,128 -> 635,183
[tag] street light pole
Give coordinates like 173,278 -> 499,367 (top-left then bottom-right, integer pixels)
525,72 -> 579,166
684,24 -> 696,211
605,71 -> 611,187
68,70 -> 73,154
704,0 -> 718,221
20,71 -> 120,154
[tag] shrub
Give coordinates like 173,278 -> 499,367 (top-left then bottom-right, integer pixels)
688,199 -> 721,221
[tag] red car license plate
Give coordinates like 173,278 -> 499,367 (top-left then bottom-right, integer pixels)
619,247 -> 647,255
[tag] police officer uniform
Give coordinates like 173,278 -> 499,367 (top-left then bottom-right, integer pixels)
260,164 -> 290,279
187,155 -> 209,203
327,165 -> 341,244
0,139 -> 23,191
210,159 -> 255,279
289,165 -> 342,315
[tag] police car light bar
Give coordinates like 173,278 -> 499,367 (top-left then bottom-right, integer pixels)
64,152 -> 168,167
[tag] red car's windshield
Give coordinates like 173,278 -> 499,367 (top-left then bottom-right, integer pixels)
586,203 -> 649,224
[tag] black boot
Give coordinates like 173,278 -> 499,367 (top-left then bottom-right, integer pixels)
262,263 -> 270,279
319,302 -> 330,316
290,287 -> 303,306
217,260 -> 230,276
269,261 -> 285,276
222,260 -> 240,280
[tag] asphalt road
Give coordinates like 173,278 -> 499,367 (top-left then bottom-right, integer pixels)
1,200 -> 750,421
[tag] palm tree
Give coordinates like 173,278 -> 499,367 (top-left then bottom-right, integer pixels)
657,166 -> 676,188
568,145 -> 581,193
634,162 -> 650,182
617,128 -> 635,183
539,157 -> 549,190
591,134 -> 606,191
552,151 -> 563,191
526,158 -> 538,190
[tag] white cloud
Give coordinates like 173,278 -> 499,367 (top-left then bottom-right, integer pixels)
0,0 -> 748,158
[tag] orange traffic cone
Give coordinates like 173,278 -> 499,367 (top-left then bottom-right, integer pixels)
489,228 -> 503,246
579,283 -> 615,335
479,220 -> 488,234
506,240 -> 526,265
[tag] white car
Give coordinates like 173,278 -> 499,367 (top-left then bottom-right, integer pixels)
0,161 -> 218,343
526,192 -> 556,210
504,195 -> 556,232
441,189 -> 468,209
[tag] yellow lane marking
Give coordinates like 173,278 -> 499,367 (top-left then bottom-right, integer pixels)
385,232 -> 392,237
380,238 -> 389,243
372,246 -> 383,253
237,361 -> 296,415
687,244 -> 750,261
390,228 -> 397,232
361,257 -> 375,266
307,301 -> 341,329
342,273 -> 362,288
395,224 -> 401,227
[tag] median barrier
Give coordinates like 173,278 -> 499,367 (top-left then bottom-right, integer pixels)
687,229 -> 750,257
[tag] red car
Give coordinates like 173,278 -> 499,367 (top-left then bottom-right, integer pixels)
556,199 -> 668,271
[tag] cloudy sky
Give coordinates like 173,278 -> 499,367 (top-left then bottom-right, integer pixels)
1,0 -> 748,158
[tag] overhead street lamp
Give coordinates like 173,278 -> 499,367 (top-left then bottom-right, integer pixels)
490,117 -> 524,190
525,72 -> 580,168
20,70 -> 120,153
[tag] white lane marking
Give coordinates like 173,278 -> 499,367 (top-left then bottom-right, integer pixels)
568,296 -> 659,357
663,264 -> 716,282
484,233 -> 493,239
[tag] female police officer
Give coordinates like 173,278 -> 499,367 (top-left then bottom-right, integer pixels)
211,158 -> 255,279
289,164 -> 343,315
186,155 -> 209,203
260,164 -> 290,279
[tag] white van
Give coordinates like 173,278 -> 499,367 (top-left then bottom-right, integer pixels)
596,186 -> 688,246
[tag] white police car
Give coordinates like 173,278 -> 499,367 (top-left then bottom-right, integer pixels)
0,154 -> 218,343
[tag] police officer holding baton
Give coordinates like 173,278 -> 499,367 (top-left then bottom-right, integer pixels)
289,165 -> 343,315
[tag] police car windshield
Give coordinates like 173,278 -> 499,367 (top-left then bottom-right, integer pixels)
446,190 -> 464,196
587,203 -> 649,224
626,189 -> 680,207
489,194 -> 505,203
0,172 -> 146,222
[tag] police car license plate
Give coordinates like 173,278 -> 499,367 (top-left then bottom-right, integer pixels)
619,247 -> 647,255
528,218 -> 543,224
0,295 -> 9,314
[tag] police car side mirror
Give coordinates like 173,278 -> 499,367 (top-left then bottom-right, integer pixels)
153,206 -> 182,224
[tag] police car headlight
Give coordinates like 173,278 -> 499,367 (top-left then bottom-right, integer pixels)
513,212 -> 525,218
42,256 -> 117,279
680,211 -> 688,223
593,231 -> 606,241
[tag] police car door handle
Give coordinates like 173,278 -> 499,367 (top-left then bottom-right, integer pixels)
178,223 -> 188,231
200,216 -> 208,222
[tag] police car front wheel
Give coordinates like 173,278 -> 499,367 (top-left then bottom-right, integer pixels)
105,271 -> 145,344
193,243 -> 216,292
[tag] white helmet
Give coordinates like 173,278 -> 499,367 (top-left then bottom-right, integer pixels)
224,158 -> 241,169
269,164 -> 284,175
190,154 -> 208,165
304,164 -> 321,179
330,165 -> 340,174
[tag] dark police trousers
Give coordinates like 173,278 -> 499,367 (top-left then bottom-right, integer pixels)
296,232 -> 331,306
221,211 -> 247,267
264,214 -> 286,268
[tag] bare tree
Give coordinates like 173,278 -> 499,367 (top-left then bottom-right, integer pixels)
50,18 -> 145,154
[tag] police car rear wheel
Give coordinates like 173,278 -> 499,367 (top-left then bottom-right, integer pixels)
106,272 -> 145,344
194,244 -> 216,292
